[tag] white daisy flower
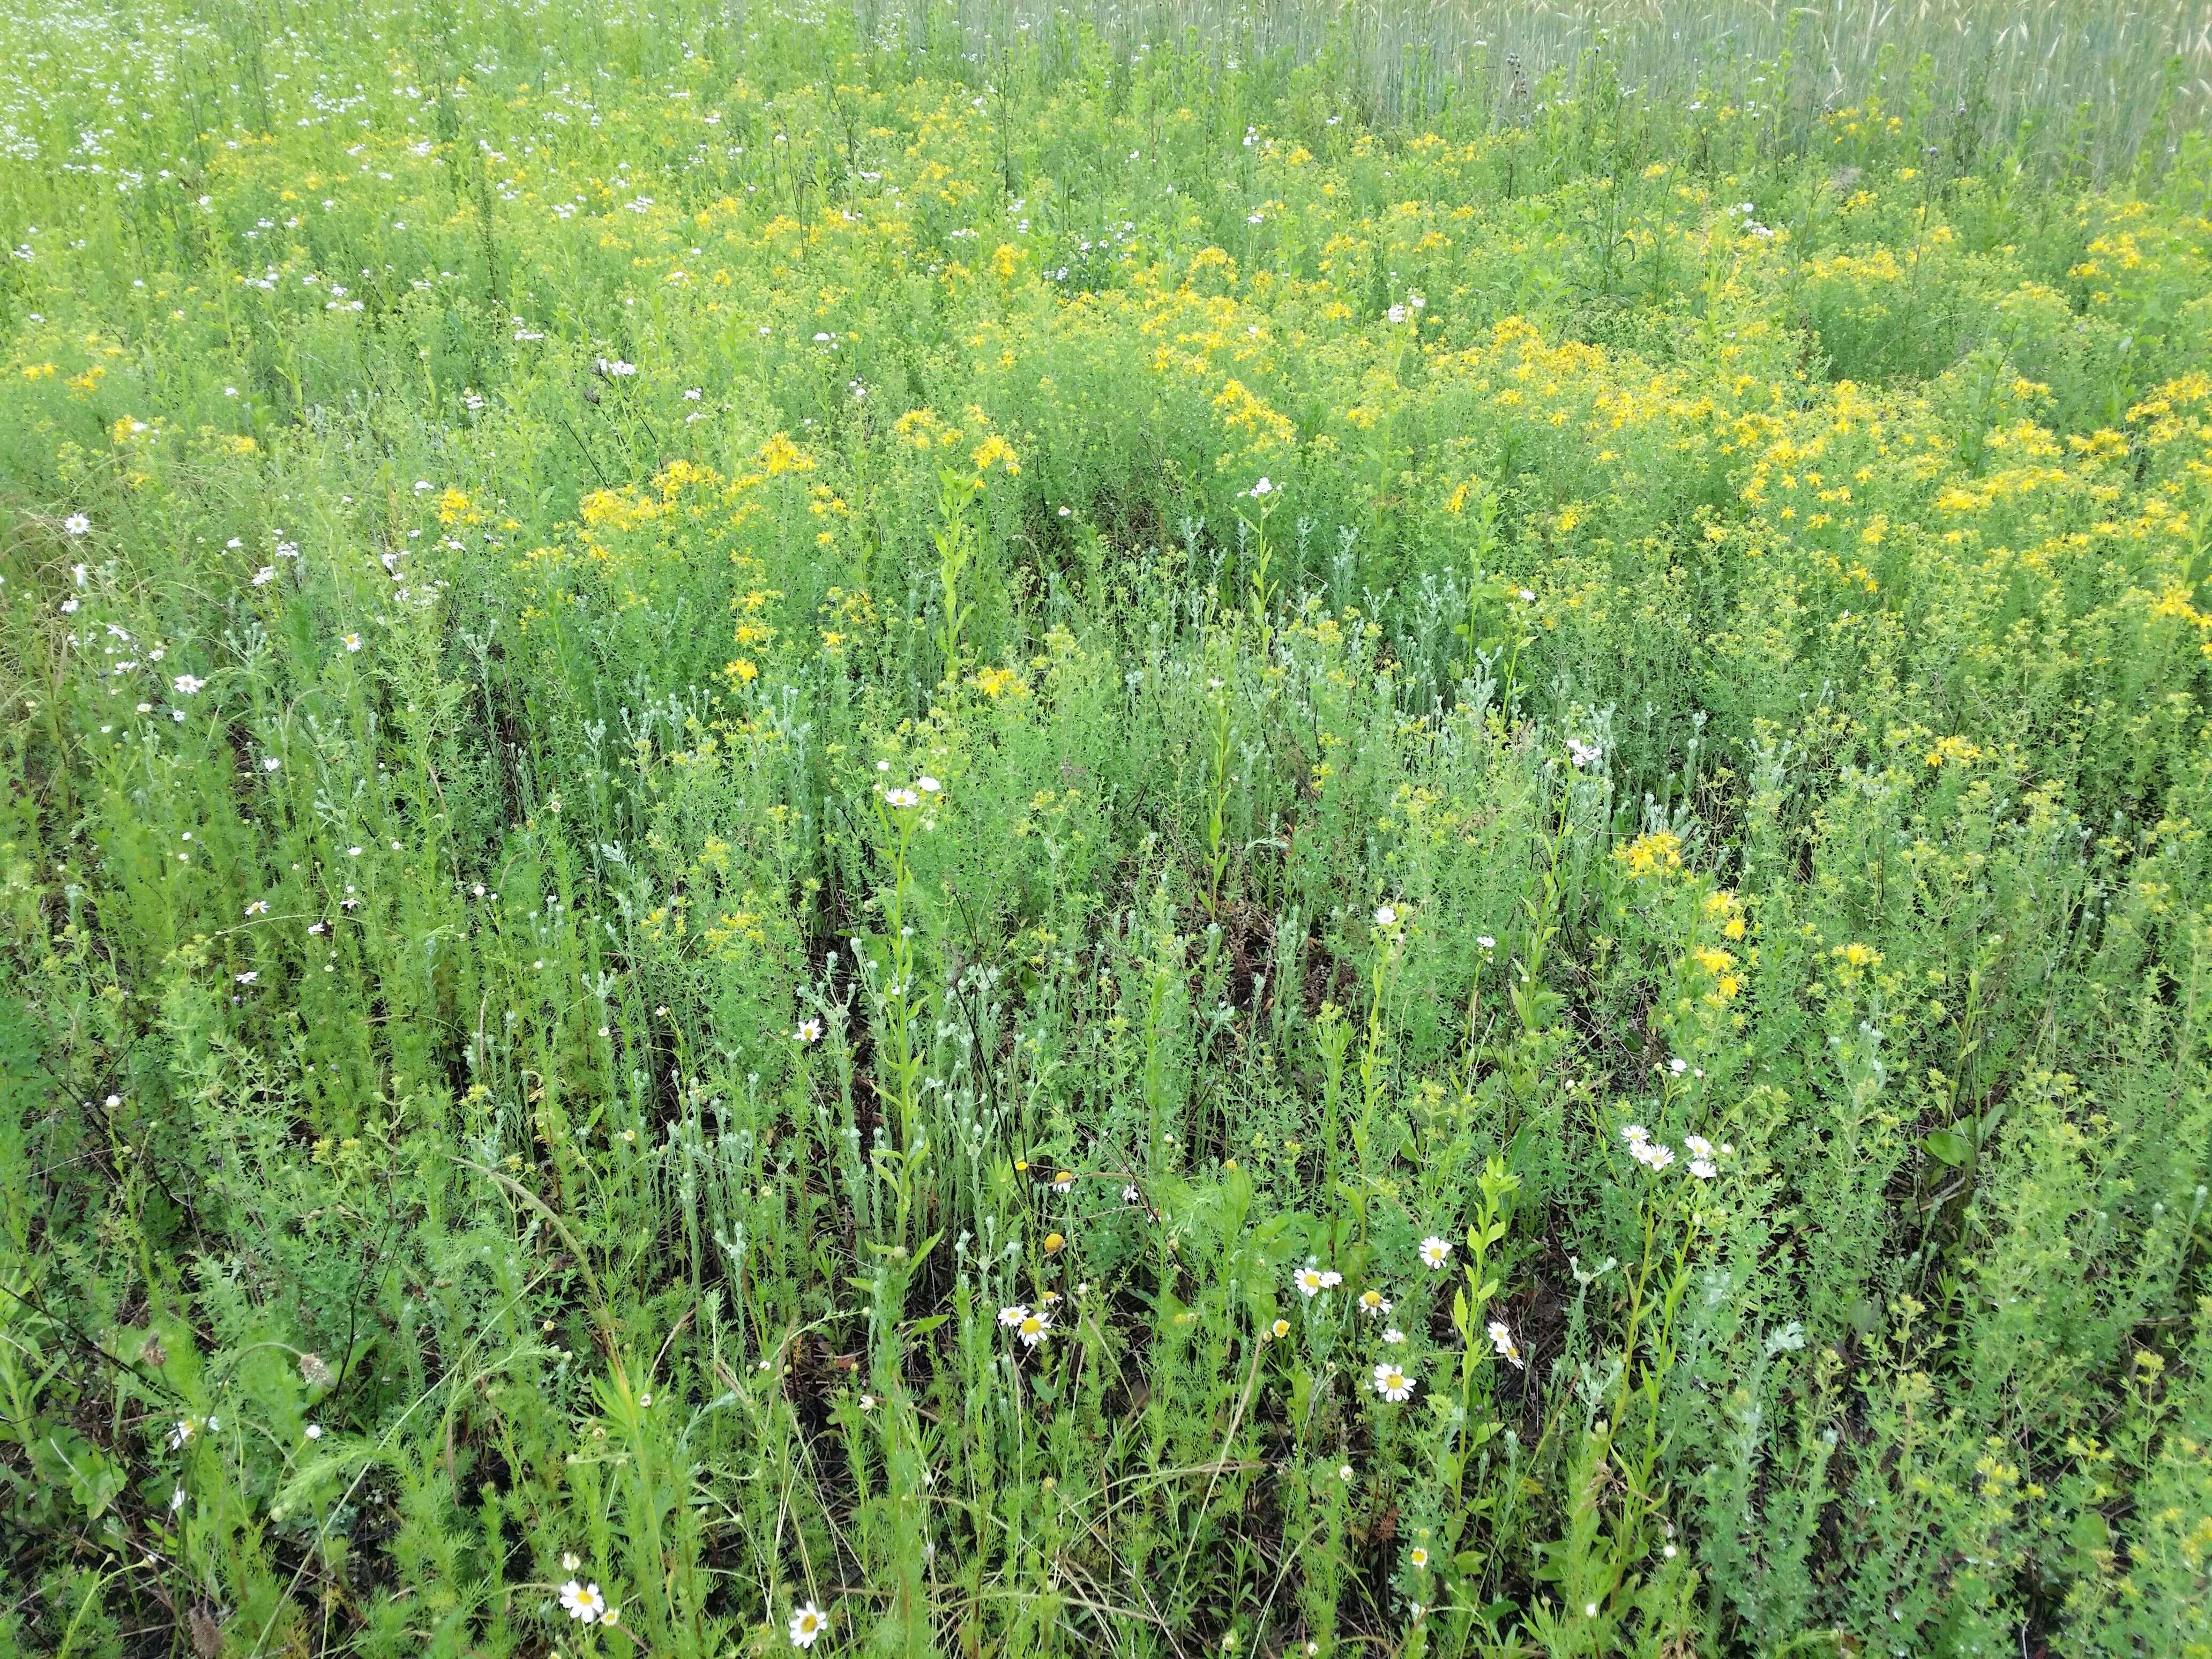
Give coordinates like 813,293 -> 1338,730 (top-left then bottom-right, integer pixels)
1488,1320 -> 1524,1367
559,1581 -> 606,1624
788,1602 -> 827,1648
1418,1235 -> 1452,1270
1371,1362 -> 1414,1402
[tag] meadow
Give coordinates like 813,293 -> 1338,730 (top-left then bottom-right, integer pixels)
4,0 -> 2212,1654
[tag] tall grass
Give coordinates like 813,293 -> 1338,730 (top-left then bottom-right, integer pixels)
936,0 -> 2212,172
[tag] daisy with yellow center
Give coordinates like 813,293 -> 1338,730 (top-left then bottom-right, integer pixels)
789,1601 -> 827,1648
559,1580 -> 608,1624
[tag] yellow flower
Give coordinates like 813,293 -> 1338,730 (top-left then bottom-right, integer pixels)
971,433 -> 1020,476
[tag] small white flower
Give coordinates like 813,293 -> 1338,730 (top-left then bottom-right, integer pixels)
1488,1320 -> 1524,1367
1013,1309 -> 1052,1348
65,513 -> 91,536
1359,1288 -> 1392,1317
342,632 -> 362,652
1621,1124 -> 1650,1146
172,674 -> 205,695
1690,1158 -> 1717,1180
1381,1326 -> 1406,1345
245,900 -> 269,916
1418,1235 -> 1452,1271
235,971 -> 258,985
562,1552 -> 581,1573
916,774 -> 941,794
559,1581 -> 606,1624
304,1423 -> 323,1439
1371,1362 -> 1414,1402
1319,1269 -> 1342,1289
788,1602 -> 827,1648
885,787 -> 918,809
1052,1170 -> 1074,1194
1476,934 -> 1496,951
1294,1266 -> 1326,1298
794,1018 -> 824,1044
998,1303 -> 1029,1329
253,566 -> 276,586
1684,1134 -> 1714,1159
262,755 -> 281,771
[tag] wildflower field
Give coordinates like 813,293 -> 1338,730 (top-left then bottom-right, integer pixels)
8,0 -> 2212,1653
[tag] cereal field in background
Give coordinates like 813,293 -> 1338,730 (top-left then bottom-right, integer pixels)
3,1 -> 2211,1655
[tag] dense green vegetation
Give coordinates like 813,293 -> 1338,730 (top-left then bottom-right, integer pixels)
4,2 -> 2211,1655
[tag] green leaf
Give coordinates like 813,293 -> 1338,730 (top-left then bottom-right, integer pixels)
1923,1128 -> 1971,1167
31,1426 -> 124,1521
